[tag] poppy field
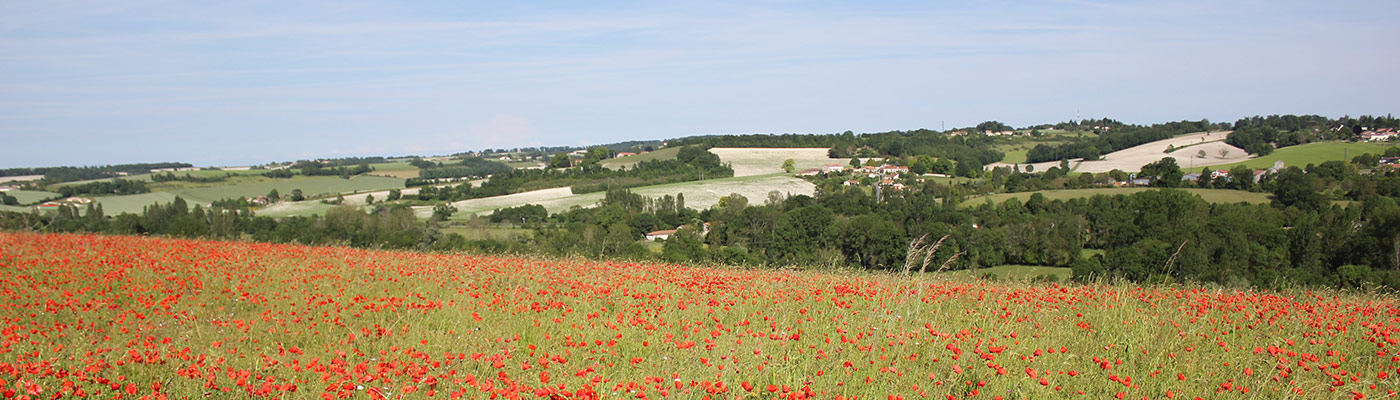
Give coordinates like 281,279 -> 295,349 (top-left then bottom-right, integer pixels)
1,232 -> 1399,399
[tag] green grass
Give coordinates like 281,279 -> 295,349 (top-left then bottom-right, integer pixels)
999,147 -> 1030,164
0,204 -> 28,213
5,190 -> 60,205
88,175 -> 405,216
921,175 -> 979,185
505,161 -> 544,169
368,161 -> 417,171
945,265 -> 1072,281
599,147 -> 680,169
439,226 -> 531,241
960,187 -> 1271,208
1212,141 -> 1392,171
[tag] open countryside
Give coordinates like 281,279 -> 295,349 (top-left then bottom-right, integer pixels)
4,1 -> 1400,398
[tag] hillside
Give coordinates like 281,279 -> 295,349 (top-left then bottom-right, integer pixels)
961,187 -> 1271,208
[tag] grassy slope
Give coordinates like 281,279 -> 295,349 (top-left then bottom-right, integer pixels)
5,190 -> 61,205
598,147 -> 681,169
1211,141 -> 1392,171
960,187 -> 1271,208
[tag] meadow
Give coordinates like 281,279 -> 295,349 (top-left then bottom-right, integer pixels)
3,190 -> 60,205
364,161 -> 421,179
1212,141 -> 1393,170
2,232 -> 1396,399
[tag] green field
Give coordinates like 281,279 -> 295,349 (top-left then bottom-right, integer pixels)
599,147 -> 680,169
1212,141 -> 1392,170
999,147 -> 1030,164
5,190 -> 60,205
90,175 -> 404,215
0,204 -> 28,213
363,162 -> 420,179
92,192 -> 189,215
961,187 -> 1271,208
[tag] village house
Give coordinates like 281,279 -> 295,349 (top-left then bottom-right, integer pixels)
822,164 -> 847,173
647,223 -> 711,241
881,165 -> 909,174
1253,160 -> 1287,182
796,168 -> 821,177
1361,128 -> 1397,142
615,152 -> 637,158
645,229 -> 675,241
843,180 -> 861,186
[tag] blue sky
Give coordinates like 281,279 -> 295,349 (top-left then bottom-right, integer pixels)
2,0 -> 1397,168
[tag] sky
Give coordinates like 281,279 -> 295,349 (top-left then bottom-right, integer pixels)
2,0 -> 1398,168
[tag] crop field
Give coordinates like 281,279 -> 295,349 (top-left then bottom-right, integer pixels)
2,232 -> 1397,399
0,175 -> 44,184
429,173 -> 817,218
4,190 -> 60,205
87,176 -> 403,215
1213,141 -> 1394,171
961,188 -> 1272,208
365,162 -> 420,179
172,175 -> 403,203
599,147 -> 681,170
708,148 -> 841,177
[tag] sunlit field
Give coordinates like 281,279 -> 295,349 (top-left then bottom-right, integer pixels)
1,232 -> 1397,399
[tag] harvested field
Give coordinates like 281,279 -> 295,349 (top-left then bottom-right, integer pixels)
416,173 -> 816,219
708,148 -> 841,177
987,132 -> 1249,173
